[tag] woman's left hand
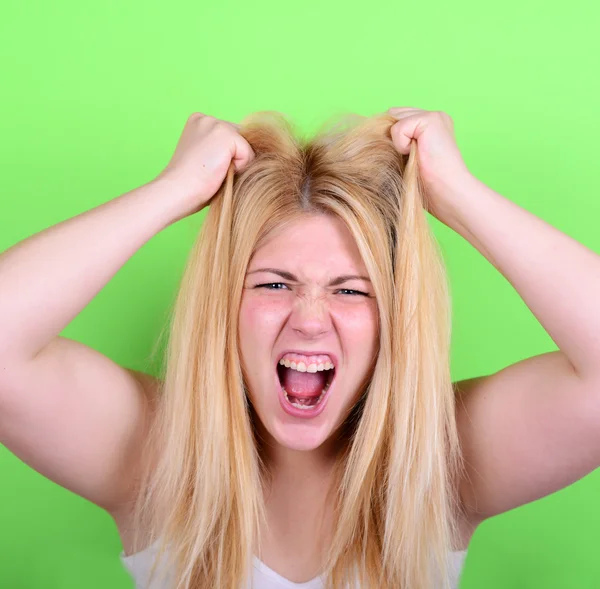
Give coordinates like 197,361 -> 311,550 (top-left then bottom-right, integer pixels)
388,107 -> 475,222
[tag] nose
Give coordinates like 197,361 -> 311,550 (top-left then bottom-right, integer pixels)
288,292 -> 332,339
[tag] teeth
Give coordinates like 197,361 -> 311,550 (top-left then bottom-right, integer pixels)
278,357 -> 335,373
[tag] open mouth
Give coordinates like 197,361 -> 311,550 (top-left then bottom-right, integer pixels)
276,353 -> 336,417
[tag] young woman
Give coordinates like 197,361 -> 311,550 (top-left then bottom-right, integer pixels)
1,108 -> 599,589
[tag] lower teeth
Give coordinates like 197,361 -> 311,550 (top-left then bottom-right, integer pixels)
283,389 -> 325,410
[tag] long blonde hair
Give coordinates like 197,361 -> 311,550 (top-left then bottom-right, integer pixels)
132,111 -> 464,588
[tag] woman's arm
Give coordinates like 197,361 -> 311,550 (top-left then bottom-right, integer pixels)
387,107 -> 600,525
0,180 -> 182,364
0,179 -> 182,511
445,174 -> 600,522
0,113 -> 254,512
0,112 -> 253,364
447,173 -> 600,381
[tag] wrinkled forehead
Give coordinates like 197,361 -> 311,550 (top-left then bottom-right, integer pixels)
247,213 -> 369,279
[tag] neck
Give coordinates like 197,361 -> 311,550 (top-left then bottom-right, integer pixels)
254,421 -> 342,567
255,419 -> 344,488
255,423 -> 343,482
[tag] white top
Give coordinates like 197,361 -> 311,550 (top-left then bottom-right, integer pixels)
121,539 -> 467,588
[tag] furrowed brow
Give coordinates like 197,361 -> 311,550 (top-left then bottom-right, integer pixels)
327,275 -> 371,287
247,268 -> 371,286
247,268 -> 298,281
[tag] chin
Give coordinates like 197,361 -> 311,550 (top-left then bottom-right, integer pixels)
269,420 -> 334,452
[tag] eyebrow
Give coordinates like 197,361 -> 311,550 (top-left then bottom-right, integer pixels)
247,268 -> 371,287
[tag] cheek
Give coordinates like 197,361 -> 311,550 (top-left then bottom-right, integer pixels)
238,294 -> 291,371
239,295 -> 290,406
239,294 -> 289,335
334,302 -> 379,348
332,302 -> 379,394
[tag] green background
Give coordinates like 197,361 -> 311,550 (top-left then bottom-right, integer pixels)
2,0 -> 600,586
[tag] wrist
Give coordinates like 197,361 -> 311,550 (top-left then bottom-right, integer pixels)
427,170 -> 482,230
143,175 -> 204,226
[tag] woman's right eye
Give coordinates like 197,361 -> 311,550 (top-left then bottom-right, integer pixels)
255,283 -> 289,290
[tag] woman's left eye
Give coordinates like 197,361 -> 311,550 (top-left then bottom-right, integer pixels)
336,289 -> 369,296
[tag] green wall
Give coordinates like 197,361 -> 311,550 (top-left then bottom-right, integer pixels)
1,0 -> 600,586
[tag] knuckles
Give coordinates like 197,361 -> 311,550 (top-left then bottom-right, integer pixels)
186,113 -> 236,139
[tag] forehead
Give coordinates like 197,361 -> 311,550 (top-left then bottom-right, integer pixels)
248,214 -> 367,275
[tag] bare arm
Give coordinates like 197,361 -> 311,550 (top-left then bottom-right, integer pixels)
0,337 -> 160,510
0,180 -> 183,510
387,107 -> 600,524
0,180 -> 183,363
445,175 -> 600,523
456,351 -> 600,523
0,113 -> 254,511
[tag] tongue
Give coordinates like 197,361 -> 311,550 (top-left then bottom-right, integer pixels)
281,367 -> 327,398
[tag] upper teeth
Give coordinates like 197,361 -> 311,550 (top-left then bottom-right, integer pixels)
279,358 -> 335,373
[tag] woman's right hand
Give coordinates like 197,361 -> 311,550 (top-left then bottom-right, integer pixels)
153,113 -> 255,219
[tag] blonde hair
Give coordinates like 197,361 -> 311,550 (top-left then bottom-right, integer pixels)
132,111 -> 464,588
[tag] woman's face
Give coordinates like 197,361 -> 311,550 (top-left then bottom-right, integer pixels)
239,214 -> 379,453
